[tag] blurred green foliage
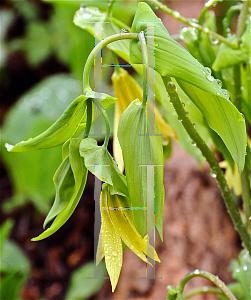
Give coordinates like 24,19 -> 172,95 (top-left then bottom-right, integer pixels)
1,74 -> 81,213
0,219 -> 31,300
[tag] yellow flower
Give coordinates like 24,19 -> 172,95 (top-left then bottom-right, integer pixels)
112,67 -> 177,171
219,161 -> 242,196
96,184 -> 160,292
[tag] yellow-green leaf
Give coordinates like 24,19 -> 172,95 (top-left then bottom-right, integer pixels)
117,99 -> 164,238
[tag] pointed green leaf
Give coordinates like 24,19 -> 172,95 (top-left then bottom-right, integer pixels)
6,95 -> 88,152
7,92 -> 117,153
176,79 -> 246,172
43,138 -> 85,228
79,138 -> 128,198
130,2 -> 227,98
117,99 -> 164,238
130,2 -> 246,172
43,156 -> 74,227
32,140 -> 87,241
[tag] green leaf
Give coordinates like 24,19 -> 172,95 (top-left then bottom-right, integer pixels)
130,2 -> 247,172
1,240 -> 30,274
117,100 -> 164,239
79,138 -> 128,198
0,219 -> 14,255
176,79 -> 246,172
230,249 -> 251,300
43,156 -> 74,227
241,62 -> 251,125
7,91 -> 117,153
66,261 -> 105,300
6,95 -> 88,152
212,18 -> 250,71
1,75 -> 81,213
32,140 -> 88,241
73,6 -> 129,61
130,3 -> 226,98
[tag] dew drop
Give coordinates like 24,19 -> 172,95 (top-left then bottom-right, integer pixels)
216,79 -> 222,87
80,3 -> 87,9
192,141 -> 196,146
106,254 -> 111,260
243,265 -> 248,271
5,143 -> 14,152
221,89 -> 230,100
112,250 -> 118,256
235,268 -> 240,273
206,74 -> 214,82
194,269 -> 200,274
173,11 -> 180,18
120,28 -> 129,34
188,18 -> 198,24
154,6 -> 159,10
209,275 -> 216,282
210,169 -> 217,178
203,67 -> 211,75
192,123 -> 196,128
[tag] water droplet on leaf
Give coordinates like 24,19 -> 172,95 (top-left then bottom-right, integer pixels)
203,67 -> 212,75
120,28 -> 129,34
210,169 -> 216,178
206,75 -> 214,82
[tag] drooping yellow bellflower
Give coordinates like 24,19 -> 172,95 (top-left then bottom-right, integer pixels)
96,184 -> 160,292
219,161 -> 242,196
112,67 -> 177,171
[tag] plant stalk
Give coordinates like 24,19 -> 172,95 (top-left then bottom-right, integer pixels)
223,4 -> 242,37
176,270 -> 237,300
235,0 -> 251,230
83,32 -> 138,93
183,286 -> 223,299
236,0 -> 251,39
139,31 -> 148,107
198,0 -> 221,25
163,77 -> 251,253
84,98 -> 93,138
148,0 -> 239,49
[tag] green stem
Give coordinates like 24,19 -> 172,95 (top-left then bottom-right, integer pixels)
241,147 -> 251,230
183,286 -> 222,299
101,109 -> 111,148
233,65 -> 242,111
163,77 -> 251,253
176,270 -> 237,300
198,0 -> 221,25
83,32 -> 138,93
84,98 -> 93,138
236,0 -> 250,39
148,0 -> 239,49
139,31 -> 148,107
106,0 -> 116,19
223,4 -> 242,37
235,0 -> 251,231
